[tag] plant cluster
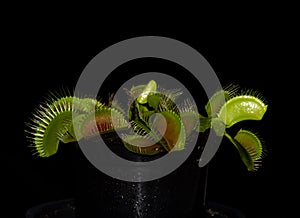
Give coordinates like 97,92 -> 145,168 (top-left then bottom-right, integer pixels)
26,80 -> 267,171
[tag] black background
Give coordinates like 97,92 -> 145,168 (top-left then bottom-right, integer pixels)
2,10 -> 296,218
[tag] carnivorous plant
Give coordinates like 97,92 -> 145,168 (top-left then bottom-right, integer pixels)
26,80 -> 267,171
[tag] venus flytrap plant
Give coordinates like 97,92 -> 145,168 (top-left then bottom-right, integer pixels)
26,80 -> 268,172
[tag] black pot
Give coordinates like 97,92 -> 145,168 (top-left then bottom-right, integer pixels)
73,132 -> 208,218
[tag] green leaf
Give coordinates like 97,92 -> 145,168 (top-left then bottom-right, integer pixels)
147,93 -> 162,111
211,117 -> 226,136
225,132 -> 254,171
137,80 -> 157,104
150,110 -> 186,151
81,107 -> 128,138
234,129 -> 263,161
218,95 -> 267,128
205,89 -> 228,117
39,111 -> 73,157
26,97 -> 100,157
180,111 -> 199,137
225,130 -> 263,171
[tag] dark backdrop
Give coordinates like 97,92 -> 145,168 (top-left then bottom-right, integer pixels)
2,15 -> 294,218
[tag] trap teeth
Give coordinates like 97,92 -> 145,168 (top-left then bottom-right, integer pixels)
26,97 -> 106,157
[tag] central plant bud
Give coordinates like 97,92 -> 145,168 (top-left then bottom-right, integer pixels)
122,80 -> 187,155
